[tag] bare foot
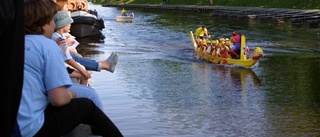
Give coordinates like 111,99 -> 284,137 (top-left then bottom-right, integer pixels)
99,52 -> 119,73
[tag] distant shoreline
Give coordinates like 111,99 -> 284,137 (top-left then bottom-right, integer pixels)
102,4 -> 320,12
102,4 -> 320,25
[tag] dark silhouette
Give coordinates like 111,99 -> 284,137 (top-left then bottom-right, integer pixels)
0,0 -> 24,136
162,0 -> 170,4
162,0 -> 166,4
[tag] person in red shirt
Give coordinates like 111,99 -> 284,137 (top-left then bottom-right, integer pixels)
230,32 -> 241,58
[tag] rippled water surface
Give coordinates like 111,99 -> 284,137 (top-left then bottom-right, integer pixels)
77,3 -> 320,137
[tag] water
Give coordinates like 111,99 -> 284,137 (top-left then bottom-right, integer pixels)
77,3 -> 320,137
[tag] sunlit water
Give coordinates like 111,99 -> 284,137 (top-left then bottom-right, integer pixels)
76,3 -> 320,137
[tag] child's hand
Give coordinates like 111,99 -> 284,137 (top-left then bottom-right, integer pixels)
56,37 -> 67,55
81,70 -> 91,79
65,36 -> 76,46
55,37 -> 63,45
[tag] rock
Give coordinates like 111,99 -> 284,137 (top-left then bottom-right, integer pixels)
62,124 -> 102,137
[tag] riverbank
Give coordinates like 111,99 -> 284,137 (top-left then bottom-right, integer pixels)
102,4 -> 320,27
93,0 -> 320,9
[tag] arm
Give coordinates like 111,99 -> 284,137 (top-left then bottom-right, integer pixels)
44,39 -> 75,107
66,59 -> 91,79
47,86 -> 77,107
65,35 -> 76,46
68,48 -> 78,54
204,29 -> 209,37
55,37 -> 67,55
65,34 -> 80,55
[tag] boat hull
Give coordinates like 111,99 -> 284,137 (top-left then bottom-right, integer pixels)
70,10 -> 105,39
70,24 -> 103,38
195,48 -> 259,67
116,16 -> 134,22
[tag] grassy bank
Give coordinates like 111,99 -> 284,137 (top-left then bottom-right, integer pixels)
91,0 -> 320,9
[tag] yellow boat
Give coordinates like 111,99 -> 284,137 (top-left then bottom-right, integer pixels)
190,31 -> 264,68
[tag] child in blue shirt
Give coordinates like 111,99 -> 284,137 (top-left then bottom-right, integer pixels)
17,0 -> 123,136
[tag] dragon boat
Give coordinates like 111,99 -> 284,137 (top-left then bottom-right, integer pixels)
190,31 -> 263,68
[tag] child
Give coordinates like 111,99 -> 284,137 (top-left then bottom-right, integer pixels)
56,1 -> 82,57
56,1 -> 119,73
19,0 -> 123,136
53,11 -> 91,85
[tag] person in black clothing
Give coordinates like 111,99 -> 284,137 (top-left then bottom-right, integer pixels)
0,0 -> 24,136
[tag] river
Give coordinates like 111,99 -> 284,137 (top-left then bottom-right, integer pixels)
76,3 -> 320,137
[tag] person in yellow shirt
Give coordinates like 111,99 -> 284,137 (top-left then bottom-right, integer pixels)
195,25 -> 210,39
195,25 -> 210,49
121,8 -> 126,16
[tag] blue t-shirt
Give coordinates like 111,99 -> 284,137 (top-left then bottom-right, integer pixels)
17,35 -> 72,137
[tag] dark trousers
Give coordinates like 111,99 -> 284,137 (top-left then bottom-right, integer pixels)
34,98 -> 123,137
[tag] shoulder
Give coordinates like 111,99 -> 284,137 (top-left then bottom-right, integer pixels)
26,35 -> 57,46
52,32 -> 61,41
25,35 -> 61,52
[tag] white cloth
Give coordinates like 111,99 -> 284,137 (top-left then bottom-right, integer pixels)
52,32 -> 73,61
64,32 -> 79,53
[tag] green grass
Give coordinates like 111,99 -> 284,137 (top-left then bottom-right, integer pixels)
91,0 -> 320,9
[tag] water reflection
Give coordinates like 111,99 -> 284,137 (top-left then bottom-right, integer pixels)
75,36 -> 105,56
135,61 -> 265,136
81,3 -> 320,137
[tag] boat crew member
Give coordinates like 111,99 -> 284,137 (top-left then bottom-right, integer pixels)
220,41 -> 230,58
195,25 -> 210,50
121,8 -> 126,16
230,31 -> 241,58
195,25 -> 210,40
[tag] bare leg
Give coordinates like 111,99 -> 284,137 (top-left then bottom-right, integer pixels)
99,60 -> 111,71
99,52 -> 119,73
